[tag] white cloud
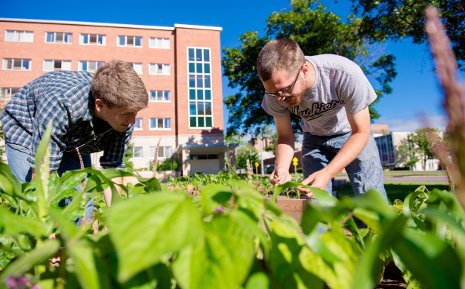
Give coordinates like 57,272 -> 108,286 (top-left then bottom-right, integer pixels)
376,115 -> 447,132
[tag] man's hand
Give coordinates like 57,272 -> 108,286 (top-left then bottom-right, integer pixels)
270,166 -> 292,185
298,168 -> 332,198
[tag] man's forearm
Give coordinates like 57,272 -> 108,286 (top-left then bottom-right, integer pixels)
275,140 -> 295,170
325,132 -> 369,177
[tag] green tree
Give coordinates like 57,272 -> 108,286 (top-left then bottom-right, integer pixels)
223,0 -> 397,136
235,144 -> 260,170
395,136 -> 419,170
396,128 -> 440,170
351,0 -> 465,68
156,157 -> 180,171
411,128 -> 438,170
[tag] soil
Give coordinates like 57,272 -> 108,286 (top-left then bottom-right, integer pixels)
376,262 -> 407,288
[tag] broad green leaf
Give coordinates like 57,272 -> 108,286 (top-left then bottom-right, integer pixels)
0,207 -> 48,237
173,212 -> 256,289
34,121 -> 53,222
245,272 -> 270,289
269,220 -> 323,289
49,209 -> 81,242
0,163 -> 22,197
393,229 -> 462,289
68,240 -> 104,289
122,263 -> 172,289
353,215 -> 407,289
52,171 -> 88,204
200,184 -> 233,215
107,192 -> 203,282
0,239 -> 60,283
352,189 -> 394,220
422,207 -> 465,252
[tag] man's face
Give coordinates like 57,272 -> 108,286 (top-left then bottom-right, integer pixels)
262,66 -> 304,107
95,99 -> 139,132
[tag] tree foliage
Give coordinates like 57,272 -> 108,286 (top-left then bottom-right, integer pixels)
396,136 -> 420,170
235,144 -> 259,169
223,0 -> 397,136
351,0 -> 465,68
396,128 -> 440,170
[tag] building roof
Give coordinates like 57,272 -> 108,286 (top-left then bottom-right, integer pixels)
0,18 -> 222,31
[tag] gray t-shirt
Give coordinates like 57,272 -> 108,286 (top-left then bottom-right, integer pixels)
261,54 -> 377,136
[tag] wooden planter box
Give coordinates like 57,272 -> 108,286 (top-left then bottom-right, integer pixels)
274,198 -> 309,222
116,177 -> 309,221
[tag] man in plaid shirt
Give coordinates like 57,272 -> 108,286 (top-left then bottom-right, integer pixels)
2,60 -> 148,205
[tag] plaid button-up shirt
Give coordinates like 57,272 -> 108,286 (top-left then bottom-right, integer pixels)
1,70 -> 132,170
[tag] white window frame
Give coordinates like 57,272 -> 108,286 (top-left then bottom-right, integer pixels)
149,118 -> 171,130
4,30 -> 34,42
2,58 -> 31,71
149,37 -> 170,49
150,146 -> 173,158
149,90 -> 170,102
78,60 -> 104,73
79,33 -> 106,46
117,35 -> 143,47
0,87 -> 19,100
130,62 -> 143,75
149,63 -> 170,75
133,146 -> 144,158
45,32 -> 72,44
134,118 -> 143,130
43,59 -> 72,71
187,47 -> 213,129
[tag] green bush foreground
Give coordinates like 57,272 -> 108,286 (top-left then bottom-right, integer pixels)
1,123 -> 465,289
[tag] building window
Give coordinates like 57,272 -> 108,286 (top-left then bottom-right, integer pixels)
2,58 -> 31,71
149,118 -> 171,130
118,35 -> 142,47
149,37 -> 170,49
133,146 -> 143,158
188,47 -> 212,128
0,87 -> 19,100
149,63 -> 170,75
43,60 -> 72,71
79,33 -> 106,45
129,62 -> 143,75
150,146 -> 173,158
4,30 -> 34,42
45,32 -> 72,44
134,118 -> 143,130
190,154 -> 219,160
149,90 -> 170,102
78,61 -> 104,72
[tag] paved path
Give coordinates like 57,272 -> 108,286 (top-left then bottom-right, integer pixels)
335,172 -> 449,184
383,174 -> 448,184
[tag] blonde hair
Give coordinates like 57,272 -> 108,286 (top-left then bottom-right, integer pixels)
256,39 -> 305,81
92,60 -> 148,111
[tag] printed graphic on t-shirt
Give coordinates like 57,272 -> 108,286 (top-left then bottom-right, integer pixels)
289,99 -> 341,121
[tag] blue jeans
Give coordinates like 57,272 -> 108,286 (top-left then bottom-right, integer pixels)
302,132 -> 387,200
6,142 -> 95,224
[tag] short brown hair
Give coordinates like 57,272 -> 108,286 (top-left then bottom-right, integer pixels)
92,60 -> 148,111
256,39 -> 305,81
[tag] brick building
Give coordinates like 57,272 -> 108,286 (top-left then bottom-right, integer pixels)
0,18 -> 236,176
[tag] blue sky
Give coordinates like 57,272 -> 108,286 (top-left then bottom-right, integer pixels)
2,0 -> 463,132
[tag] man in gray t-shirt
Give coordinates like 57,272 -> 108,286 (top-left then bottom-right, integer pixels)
257,38 -> 386,199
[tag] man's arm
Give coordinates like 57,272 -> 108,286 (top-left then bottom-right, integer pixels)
301,106 -> 371,190
271,114 -> 295,185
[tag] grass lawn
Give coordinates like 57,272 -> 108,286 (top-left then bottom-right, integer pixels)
336,183 -> 451,203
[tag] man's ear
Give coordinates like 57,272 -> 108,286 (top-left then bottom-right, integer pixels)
95,98 -> 104,112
